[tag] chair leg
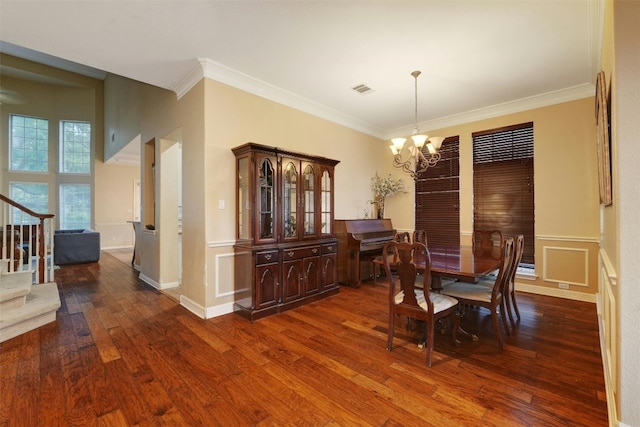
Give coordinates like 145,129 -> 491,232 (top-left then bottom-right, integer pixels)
387,313 -> 396,351
511,290 -> 521,320
450,312 -> 461,346
500,301 -> 511,336
426,319 -> 435,367
491,309 -> 504,349
504,291 -> 516,329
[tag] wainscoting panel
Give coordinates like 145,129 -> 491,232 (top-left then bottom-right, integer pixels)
542,246 -> 589,287
598,248 -> 618,425
95,222 -> 135,249
215,252 -> 236,298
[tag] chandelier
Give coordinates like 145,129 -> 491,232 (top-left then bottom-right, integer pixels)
389,70 -> 444,180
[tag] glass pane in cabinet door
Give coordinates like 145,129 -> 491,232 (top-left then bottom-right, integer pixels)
259,158 -> 274,239
303,164 -> 315,235
283,161 -> 298,238
238,157 -> 250,239
321,170 -> 331,234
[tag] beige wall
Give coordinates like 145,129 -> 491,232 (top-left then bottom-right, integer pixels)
102,70 -> 603,316
600,0 -> 617,269
2,53 -> 605,313
390,97 -> 601,298
0,58 -> 142,253
94,160 -> 139,248
601,1 -> 640,425
199,78 -> 386,317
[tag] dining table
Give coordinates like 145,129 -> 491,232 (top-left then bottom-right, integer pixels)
373,244 -> 503,344
374,244 -> 502,292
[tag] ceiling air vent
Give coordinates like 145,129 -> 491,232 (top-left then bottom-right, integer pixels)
351,83 -> 373,95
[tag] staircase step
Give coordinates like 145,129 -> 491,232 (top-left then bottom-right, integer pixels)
0,271 -> 33,310
0,282 -> 61,343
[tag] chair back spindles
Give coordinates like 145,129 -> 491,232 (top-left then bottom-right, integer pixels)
504,234 -> 525,328
473,229 -> 504,259
412,229 -> 428,246
393,231 -> 411,243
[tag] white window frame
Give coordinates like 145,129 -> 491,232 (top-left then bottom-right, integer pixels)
59,183 -> 92,230
59,120 -> 91,175
9,114 -> 49,173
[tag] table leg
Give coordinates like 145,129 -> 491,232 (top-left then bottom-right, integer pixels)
455,309 -> 479,342
431,275 -> 443,293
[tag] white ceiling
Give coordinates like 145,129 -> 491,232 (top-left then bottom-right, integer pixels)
0,0 -> 603,140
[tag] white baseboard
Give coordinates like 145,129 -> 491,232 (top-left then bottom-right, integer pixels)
515,282 -> 596,303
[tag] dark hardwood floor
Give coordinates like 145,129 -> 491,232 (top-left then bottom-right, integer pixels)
0,252 -> 608,426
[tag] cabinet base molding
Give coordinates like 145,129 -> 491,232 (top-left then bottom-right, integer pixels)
233,285 -> 340,322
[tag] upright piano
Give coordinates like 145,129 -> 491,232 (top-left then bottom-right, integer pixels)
335,219 -> 395,287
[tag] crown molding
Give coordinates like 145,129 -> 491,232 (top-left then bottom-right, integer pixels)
383,83 -> 595,140
171,59 -> 205,100
172,59 -> 595,143
171,58 -> 384,138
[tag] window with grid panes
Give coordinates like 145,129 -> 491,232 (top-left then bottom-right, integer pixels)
9,115 -> 49,172
59,184 -> 91,229
60,121 -> 91,174
9,182 -> 49,224
414,136 -> 460,248
472,122 -> 535,266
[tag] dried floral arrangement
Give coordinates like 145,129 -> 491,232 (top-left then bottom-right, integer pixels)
370,173 -> 407,200
369,173 -> 407,218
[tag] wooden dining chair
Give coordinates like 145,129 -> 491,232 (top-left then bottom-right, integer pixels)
373,231 -> 412,284
383,241 -> 460,367
477,234 -> 524,331
472,230 -> 504,259
441,237 -> 514,349
503,234 -> 524,328
393,231 -> 411,243
412,229 -> 428,246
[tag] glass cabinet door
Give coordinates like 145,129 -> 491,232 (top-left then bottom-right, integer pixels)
303,163 -> 315,236
321,169 -> 332,235
283,161 -> 298,239
258,157 -> 275,240
237,156 -> 250,240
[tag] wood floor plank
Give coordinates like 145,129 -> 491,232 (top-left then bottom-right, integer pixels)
10,331 -> 40,427
1,252 -> 608,426
38,322 -> 67,427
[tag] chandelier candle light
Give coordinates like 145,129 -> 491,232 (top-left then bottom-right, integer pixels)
390,71 -> 445,180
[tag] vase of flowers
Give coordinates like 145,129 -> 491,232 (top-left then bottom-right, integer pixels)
370,173 -> 407,219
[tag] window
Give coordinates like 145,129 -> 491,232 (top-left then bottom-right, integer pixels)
60,121 -> 91,174
59,184 -> 91,230
9,115 -> 49,172
9,182 -> 49,224
473,122 -> 535,265
415,137 -> 460,247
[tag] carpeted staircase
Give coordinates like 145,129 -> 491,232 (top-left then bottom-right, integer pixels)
0,260 -> 60,343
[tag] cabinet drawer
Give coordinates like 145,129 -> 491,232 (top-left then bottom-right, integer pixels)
256,250 -> 279,265
283,246 -> 320,260
322,243 -> 337,254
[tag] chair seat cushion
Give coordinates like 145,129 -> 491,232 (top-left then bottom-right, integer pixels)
414,276 -> 457,289
475,277 -> 496,288
395,290 -> 458,314
441,281 -> 499,303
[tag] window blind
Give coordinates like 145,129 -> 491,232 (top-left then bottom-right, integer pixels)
473,123 -> 535,265
415,136 -> 460,248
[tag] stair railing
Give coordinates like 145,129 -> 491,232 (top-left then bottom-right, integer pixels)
0,194 -> 55,284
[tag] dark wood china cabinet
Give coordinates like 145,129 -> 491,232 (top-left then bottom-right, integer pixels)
232,143 -> 340,320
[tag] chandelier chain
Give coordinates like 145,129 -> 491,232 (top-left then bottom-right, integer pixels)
389,70 -> 443,181
414,73 -> 418,131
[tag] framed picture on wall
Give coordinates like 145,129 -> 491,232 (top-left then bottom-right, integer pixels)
595,71 -> 612,206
